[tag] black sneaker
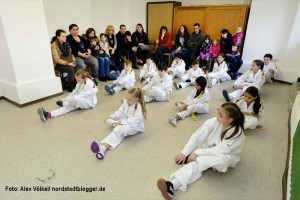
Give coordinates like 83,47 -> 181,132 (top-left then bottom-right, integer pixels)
157,179 -> 174,200
222,90 -> 231,102
56,101 -> 63,107
38,107 -> 48,122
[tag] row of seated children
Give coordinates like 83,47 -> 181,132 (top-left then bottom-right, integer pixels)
37,59 -> 268,200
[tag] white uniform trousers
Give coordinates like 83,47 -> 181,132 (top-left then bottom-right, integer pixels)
51,96 -> 94,118
101,125 -> 139,149
264,72 -> 272,83
244,116 -> 258,129
144,88 -> 168,102
172,71 -> 184,79
113,82 -> 134,93
209,73 -> 231,87
177,103 -> 209,119
229,85 -> 261,101
169,154 -> 230,191
178,82 -> 194,89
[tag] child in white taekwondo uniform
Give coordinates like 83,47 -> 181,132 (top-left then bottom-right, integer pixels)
263,53 -> 279,83
104,60 -> 136,95
143,63 -> 173,103
222,59 -> 265,102
38,69 -> 98,122
235,86 -> 264,129
90,87 -> 146,160
167,53 -> 186,79
173,60 -> 204,90
139,56 -> 157,84
157,102 -> 245,200
169,76 -> 210,127
206,53 -> 231,88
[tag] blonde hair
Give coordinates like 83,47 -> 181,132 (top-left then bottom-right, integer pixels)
127,87 -> 147,119
75,69 -> 92,80
125,59 -> 132,66
105,25 -> 115,35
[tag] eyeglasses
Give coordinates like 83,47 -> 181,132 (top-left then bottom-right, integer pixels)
36,170 -> 55,183
217,109 -> 228,119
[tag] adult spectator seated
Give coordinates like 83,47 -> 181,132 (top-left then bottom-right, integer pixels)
86,28 -> 110,82
153,26 -> 173,65
116,24 -> 138,69
67,24 -> 99,82
105,25 -> 124,71
182,23 -> 205,70
220,29 -> 242,80
51,29 -> 77,92
171,25 -> 189,60
132,23 -> 150,64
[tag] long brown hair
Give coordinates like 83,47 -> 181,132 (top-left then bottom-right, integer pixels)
127,87 -> 147,119
220,102 -> 244,141
75,69 -> 92,80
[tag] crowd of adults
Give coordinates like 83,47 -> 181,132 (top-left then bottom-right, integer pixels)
51,22 -> 243,92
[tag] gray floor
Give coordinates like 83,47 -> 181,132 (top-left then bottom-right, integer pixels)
0,71 -> 290,200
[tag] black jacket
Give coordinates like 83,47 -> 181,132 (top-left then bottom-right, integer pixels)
174,34 -> 189,50
131,31 -> 149,46
67,35 -> 90,56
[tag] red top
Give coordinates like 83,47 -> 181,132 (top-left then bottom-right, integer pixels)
158,32 -> 173,51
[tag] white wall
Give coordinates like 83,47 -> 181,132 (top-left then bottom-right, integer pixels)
0,0 -> 61,104
43,0 -> 93,40
241,0 -> 300,82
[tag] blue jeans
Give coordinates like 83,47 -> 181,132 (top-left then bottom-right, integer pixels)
182,49 -> 199,70
197,55 -> 211,70
96,56 -> 110,77
154,46 -> 170,65
225,55 -> 243,73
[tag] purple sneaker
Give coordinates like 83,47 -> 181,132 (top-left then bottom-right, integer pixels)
90,141 -> 104,160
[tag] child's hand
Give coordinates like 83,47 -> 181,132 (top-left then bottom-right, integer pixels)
114,120 -> 122,127
175,153 -> 186,164
187,152 -> 197,163
180,103 -> 188,111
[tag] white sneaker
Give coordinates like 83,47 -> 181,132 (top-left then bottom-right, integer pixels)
169,118 -> 177,127
207,76 -> 212,88
105,118 -> 116,127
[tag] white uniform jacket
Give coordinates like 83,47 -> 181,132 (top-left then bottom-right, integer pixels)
143,73 -> 173,94
139,63 -> 157,80
263,62 -> 279,77
114,69 -> 136,86
184,67 -> 204,82
168,59 -> 186,77
210,61 -> 229,78
62,78 -> 98,107
235,98 -> 264,125
110,99 -> 145,132
234,69 -> 265,89
183,88 -> 210,106
181,117 -> 245,169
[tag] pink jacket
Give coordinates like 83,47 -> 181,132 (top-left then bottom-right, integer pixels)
233,32 -> 243,47
209,44 -> 220,58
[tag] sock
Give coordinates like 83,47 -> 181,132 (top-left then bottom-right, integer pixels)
47,112 -> 51,119
174,115 -> 181,121
171,178 -> 181,190
179,85 -> 182,88
99,144 -> 106,155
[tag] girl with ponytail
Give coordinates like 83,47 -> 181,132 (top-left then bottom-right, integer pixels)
235,86 -> 264,129
90,87 -> 147,160
169,76 -> 210,127
157,102 -> 245,200
37,69 -> 98,122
